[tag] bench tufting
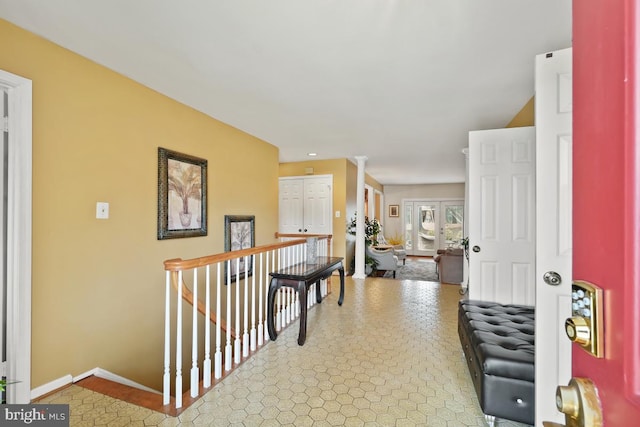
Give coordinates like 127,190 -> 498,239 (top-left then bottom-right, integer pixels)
458,300 -> 535,426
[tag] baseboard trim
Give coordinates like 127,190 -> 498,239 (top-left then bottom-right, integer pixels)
30,374 -> 73,401
92,368 -> 160,395
31,367 -> 160,400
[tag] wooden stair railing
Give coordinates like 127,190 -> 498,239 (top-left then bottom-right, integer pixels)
162,234 -> 333,411
170,272 -> 237,339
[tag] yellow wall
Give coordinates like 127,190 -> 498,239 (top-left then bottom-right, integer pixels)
0,19 -> 279,390
507,96 -> 535,127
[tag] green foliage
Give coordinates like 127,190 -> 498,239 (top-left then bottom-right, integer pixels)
347,214 -> 381,246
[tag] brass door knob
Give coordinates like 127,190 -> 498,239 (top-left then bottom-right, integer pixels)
547,378 -> 603,427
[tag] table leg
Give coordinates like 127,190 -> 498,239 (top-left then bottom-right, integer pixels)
297,281 -> 308,345
338,265 -> 345,306
315,279 -> 322,303
267,278 -> 280,341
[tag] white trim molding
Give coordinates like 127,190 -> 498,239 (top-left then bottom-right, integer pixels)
0,69 -> 32,404
31,368 -> 160,400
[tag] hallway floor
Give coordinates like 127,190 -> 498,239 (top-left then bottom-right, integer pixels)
38,277 -> 531,426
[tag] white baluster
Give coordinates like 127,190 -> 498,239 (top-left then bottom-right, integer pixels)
257,253 -> 264,347
225,261 -> 232,371
234,258 -> 241,365
191,269 -> 199,398
214,264 -> 222,379
286,246 -> 292,324
242,257 -> 250,358
163,271 -> 171,406
203,266 -> 211,388
175,271 -> 183,409
250,254 -> 257,351
286,286 -> 291,326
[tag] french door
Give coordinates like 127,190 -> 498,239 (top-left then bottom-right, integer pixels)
403,200 -> 464,257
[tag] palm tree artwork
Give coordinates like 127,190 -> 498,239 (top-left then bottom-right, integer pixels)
168,159 -> 202,228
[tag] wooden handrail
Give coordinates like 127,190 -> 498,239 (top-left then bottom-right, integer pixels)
164,233 -> 332,338
170,272 -> 237,339
274,233 -> 333,260
164,234 -> 332,271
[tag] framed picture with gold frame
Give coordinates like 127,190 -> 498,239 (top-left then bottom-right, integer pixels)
389,204 -> 399,217
157,147 -> 207,239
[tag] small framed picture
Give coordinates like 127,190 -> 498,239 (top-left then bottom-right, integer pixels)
157,147 -> 207,240
224,215 -> 255,282
389,205 -> 399,217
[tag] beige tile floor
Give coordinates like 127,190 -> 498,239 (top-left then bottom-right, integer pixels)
38,276 -> 532,426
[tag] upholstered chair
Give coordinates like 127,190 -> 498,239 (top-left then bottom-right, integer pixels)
376,234 -> 407,265
366,245 -> 400,277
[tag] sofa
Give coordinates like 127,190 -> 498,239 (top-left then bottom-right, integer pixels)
433,247 -> 463,284
457,300 -> 535,426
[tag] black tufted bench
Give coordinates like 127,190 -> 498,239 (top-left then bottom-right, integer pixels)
457,300 -> 535,426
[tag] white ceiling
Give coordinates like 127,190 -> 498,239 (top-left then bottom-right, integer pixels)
0,0 -> 571,185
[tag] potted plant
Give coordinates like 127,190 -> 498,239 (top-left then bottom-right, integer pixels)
348,214 -> 382,275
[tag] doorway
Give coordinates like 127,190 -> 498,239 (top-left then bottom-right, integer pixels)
0,69 -> 32,404
403,200 -> 464,257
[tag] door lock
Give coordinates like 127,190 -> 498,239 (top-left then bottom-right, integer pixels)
565,280 -> 604,358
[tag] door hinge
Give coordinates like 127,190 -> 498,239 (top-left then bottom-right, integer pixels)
2,116 -> 7,133
0,360 -> 6,378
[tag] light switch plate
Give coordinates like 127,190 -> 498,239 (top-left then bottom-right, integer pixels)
96,202 -> 109,219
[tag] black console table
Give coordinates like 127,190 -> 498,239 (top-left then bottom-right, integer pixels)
267,256 -> 345,345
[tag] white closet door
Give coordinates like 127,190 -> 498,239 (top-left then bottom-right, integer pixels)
278,178 -> 304,233
278,176 -> 332,235
303,176 -> 332,235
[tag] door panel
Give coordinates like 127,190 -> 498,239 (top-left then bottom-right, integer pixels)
570,0 -> 640,423
403,200 -> 463,257
278,179 -> 303,233
468,127 -> 536,306
417,203 -> 437,255
441,202 -> 464,247
535,47 -> 573,426
278,176 -> 333,235
303,176 -> 332,235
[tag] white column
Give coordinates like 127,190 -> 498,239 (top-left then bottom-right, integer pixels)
353,156 -> 368,279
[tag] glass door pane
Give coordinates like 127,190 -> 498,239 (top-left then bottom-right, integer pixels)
417,204 -> 438,255
404,203 -> 413,251
442,203 -> 464,248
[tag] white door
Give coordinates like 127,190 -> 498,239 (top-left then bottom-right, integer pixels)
278,178 -> 304,234
534,47 -> 573,426
403,200 -> 464,256
403,201 -> 439,256
303,176 -> 332,235
440,201 -> 464,247
278,176 -> 333,235
468,127 -> 536,306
